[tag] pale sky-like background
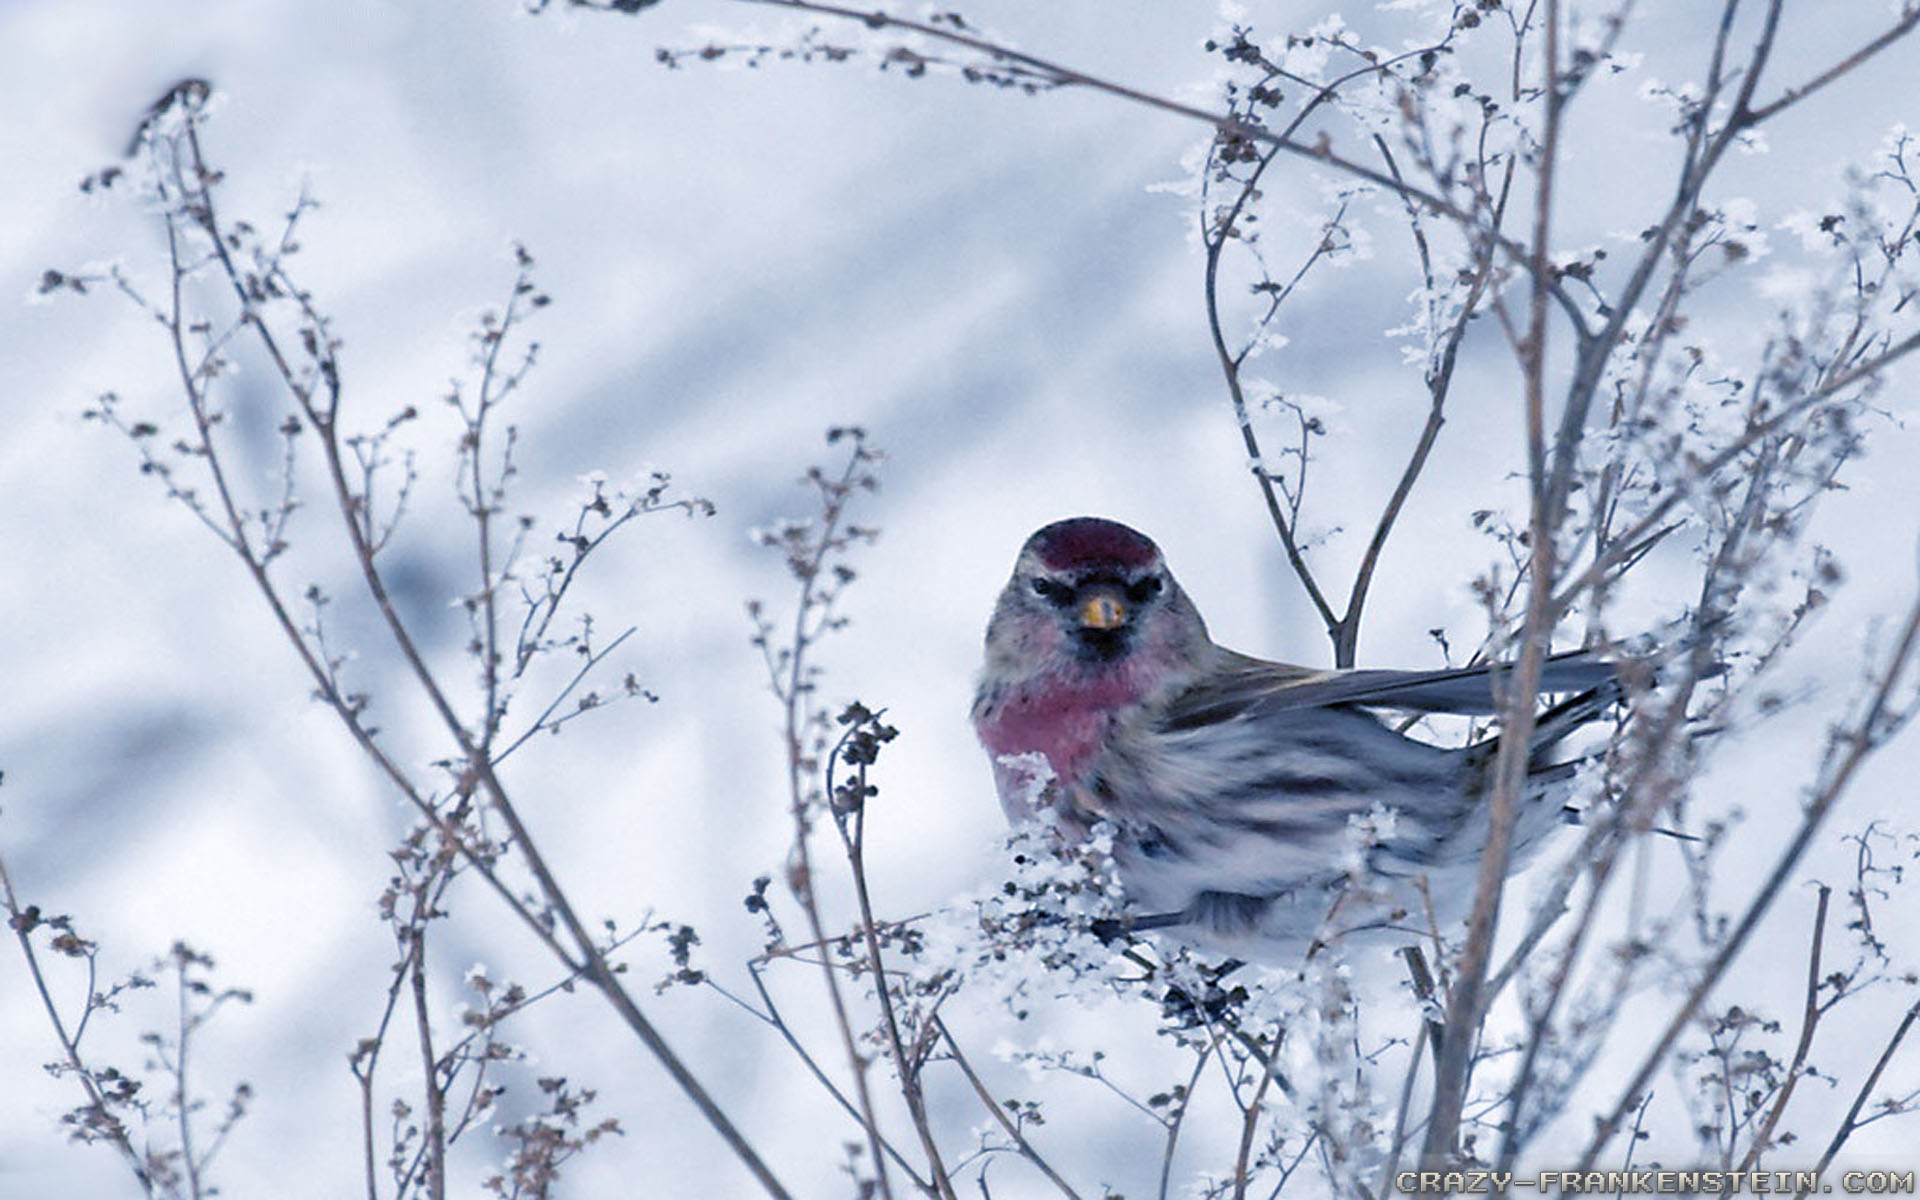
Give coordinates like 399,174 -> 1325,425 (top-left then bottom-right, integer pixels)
5,1 -> 1920,1196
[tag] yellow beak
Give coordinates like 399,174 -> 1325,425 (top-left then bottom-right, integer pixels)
1079,593 -> 1128,631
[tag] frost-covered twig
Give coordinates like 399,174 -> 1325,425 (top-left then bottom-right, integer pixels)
751,430 -> 924,1198
66,89 -> 784,1198
1580,578 -> 1920,1167
0,861 -> 253,1200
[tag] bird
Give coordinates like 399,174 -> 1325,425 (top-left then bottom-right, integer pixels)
970,516 -> 1624,962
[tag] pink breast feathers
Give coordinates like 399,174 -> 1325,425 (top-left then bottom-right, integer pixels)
976,666 -> 1154,821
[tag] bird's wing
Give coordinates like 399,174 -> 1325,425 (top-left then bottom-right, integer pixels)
1162,648 -> 1618,729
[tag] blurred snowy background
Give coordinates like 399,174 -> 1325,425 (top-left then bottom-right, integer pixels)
4,0 -> 1920,1196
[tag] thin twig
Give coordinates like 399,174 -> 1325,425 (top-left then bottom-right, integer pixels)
742,963 -> 931,1186
1579,583 -> 1920,1167
0,857 -> 154,1191
769,450 -> 908,1200
1230,1033 -> 1288,1199
1806,999 -> 1920,1185
1421,0 -> 1565,1165
140,106 -> 792,1200
935,1018 -> 1083,1199
829,717 -> 955,1194
1736,887 -> 1832,1171
1158,1048 -> 1213,1200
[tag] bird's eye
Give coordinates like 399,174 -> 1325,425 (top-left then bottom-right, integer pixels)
1029,577 -> 1072,605
1125,575 -> 1164,604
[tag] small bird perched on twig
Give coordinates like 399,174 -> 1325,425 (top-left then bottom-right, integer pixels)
971,517 -> 1624,962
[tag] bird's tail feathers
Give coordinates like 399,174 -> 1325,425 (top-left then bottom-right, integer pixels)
1526,680 -> 1625,761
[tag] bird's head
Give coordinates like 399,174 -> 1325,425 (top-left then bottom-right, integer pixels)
985,517 -> 1210,674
